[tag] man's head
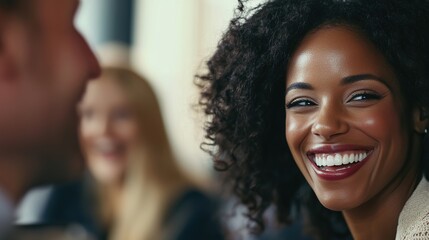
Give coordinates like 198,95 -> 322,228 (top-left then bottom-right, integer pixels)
0,0 -> 100,198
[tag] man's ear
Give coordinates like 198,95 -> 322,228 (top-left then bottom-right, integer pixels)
0,13 -> 20,83
0,49 -> 17,82
413,107 -> 429,134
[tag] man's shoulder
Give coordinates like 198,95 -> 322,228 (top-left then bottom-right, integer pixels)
0,187 -> 14,239
6,224 -> 95,240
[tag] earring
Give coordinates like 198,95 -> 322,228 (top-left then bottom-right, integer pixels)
425,129 -> 428,134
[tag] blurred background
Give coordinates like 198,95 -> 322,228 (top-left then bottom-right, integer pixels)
16,1 -> 264,239
76,0 -> 241,182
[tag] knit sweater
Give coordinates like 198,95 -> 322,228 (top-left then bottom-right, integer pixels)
396,177 -> 429,240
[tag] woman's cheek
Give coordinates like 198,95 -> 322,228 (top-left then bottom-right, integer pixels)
352,102 -> 401,141
285,115 -> 308,157
286,112 -> 310,137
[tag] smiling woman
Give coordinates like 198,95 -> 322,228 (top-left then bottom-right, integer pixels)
197,0 -> 429,239
285,26 -> 425,238
69,67 -> 224,240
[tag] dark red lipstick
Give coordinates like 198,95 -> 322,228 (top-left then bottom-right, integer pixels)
306,144 -> 373,181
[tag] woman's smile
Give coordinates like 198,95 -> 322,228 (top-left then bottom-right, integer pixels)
306,144 -> 374,181
92,138 -> 127,162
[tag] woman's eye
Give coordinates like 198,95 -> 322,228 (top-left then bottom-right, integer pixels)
79,108 -> 94,120
286,99 -> 316,109
348,91 -> 382,102
111,109 -> 132,121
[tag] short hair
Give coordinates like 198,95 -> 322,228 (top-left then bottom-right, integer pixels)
197,0 -> 429,238
0,0 -> 19,9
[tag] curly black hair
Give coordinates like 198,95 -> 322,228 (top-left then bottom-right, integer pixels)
197,0 -> 429,238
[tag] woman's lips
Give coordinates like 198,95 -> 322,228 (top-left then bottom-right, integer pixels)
93,140 -> 126,162
306,145 -> 373,181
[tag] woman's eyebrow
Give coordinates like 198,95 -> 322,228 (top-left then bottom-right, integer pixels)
342,73 -> 383,83
285,82 -> 313,96
341,73 -> 391,90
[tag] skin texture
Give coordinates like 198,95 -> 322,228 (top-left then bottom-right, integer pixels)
0,0 -> 100,202
79,77 -> 140,185
285,26 -> 424,239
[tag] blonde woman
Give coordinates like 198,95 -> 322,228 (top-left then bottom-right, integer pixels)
43,67 -> 223,240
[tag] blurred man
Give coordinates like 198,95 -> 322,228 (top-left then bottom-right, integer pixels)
0,0 -> 100,236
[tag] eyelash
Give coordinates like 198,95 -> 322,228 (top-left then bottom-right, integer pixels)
286,98 -> 316,109
347,91 -> 382,102
286,91 -> 382,109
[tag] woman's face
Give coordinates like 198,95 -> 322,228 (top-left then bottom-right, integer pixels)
285,26 -> 416,210
79,77 -> 140,185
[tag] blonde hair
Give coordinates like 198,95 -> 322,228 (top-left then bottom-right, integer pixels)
94,67 -> 192,240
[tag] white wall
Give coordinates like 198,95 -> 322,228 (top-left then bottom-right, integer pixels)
131,0 -> 239,180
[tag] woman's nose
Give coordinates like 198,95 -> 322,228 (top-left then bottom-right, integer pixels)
83,116 -> 111,137
311,102 -> 349,140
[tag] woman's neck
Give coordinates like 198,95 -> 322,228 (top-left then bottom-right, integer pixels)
342,167 -> 421,240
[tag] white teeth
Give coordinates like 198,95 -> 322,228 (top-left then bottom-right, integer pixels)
349,154 -> 355,163
334,154 -> 342,166
314,152 -> 367,167
342,154 -> 349,165
327,155 -> 334,166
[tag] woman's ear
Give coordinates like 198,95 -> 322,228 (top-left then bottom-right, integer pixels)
413,107 -> 429,134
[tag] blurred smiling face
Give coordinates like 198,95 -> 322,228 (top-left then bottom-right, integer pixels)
79,76 -> 140,185
285,26 -> 419,210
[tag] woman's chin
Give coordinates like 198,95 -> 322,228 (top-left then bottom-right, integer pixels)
91,170 -> 124,186
315,191 -> 361,212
